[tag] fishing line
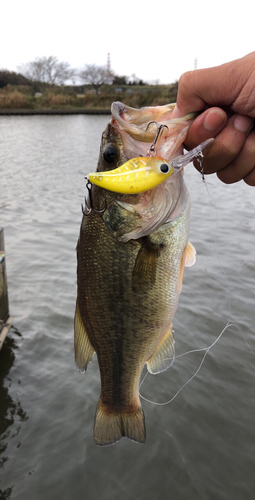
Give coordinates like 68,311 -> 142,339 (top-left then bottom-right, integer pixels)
139,172 -> 254,407
140,321 -> 240,406
140,318 -> 255,406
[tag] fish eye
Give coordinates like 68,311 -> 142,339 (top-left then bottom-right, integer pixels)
160,163 -> 170,174
103,145 -> 119,164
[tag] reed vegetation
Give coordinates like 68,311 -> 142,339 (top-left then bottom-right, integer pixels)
0,89 -> 33,109
0,83 -> 178,111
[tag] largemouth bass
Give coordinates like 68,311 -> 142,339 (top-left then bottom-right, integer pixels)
75,101 -> 212,446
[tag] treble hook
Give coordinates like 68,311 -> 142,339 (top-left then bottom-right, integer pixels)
146,123 -> 169,156
81,179 -> 106,216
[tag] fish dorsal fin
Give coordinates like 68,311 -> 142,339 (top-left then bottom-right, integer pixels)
146,325 -> 175,374
178,241 -> 196,294
74,301 -> 95,372
184,241 -> 196,267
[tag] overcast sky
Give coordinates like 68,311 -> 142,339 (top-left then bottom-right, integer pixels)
1,0 -> 254,84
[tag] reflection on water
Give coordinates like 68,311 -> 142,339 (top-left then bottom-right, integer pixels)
0,327 -> 27,499
0,115 -> 254,500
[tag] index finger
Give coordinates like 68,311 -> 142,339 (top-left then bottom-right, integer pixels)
172,59 -> 244,117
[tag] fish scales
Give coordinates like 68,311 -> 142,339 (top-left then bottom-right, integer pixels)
75,101 -> 198,446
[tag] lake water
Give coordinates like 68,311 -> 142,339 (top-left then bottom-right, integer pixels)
0,114 -> 254,500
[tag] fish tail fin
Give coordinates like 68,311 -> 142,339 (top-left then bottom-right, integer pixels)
94,398 -> 146,446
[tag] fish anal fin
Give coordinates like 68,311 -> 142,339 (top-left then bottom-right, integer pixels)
185,241 -> 196,267
94,399 -> 146,446
146,324 -> 175,374
74,301 -> 95,372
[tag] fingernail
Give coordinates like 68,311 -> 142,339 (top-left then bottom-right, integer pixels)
203,109 -> 226,131
234,114 -> 254,132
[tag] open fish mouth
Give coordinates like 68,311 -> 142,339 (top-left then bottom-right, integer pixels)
109,101 -> 196,161
86,101 -> 198,195
111,101 -> 195,143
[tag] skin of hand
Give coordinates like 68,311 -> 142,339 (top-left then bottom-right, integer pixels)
171,52 -> 255,185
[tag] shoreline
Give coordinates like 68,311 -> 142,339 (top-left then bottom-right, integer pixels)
0,108 -> 111,115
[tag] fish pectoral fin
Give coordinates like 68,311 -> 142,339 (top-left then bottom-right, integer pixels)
184,241 -> 196,267
94,398 -> 146,446
74,301 -> 95,372
178,251 -> 185,294
146,325 -> 175,374
132,239 -> 160,290
178,241 -> 196,294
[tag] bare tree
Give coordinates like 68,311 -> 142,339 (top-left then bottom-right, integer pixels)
79,64 -> 113,95
18,56 -> 76,86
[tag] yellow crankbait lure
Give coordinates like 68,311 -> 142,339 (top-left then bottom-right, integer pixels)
88,156 -> 174,194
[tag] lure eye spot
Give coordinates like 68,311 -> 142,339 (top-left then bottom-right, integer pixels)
103,145 -> 119,164
160,163 -> 170,174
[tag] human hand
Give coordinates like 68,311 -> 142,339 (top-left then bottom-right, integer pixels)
171,52 -> 255,185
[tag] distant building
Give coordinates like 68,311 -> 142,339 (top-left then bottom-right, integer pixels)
107,53 -> 111,73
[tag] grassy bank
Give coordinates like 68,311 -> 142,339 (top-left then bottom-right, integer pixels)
0,83 -> 178,112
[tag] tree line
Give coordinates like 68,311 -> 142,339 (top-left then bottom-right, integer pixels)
0,56 -> 146,94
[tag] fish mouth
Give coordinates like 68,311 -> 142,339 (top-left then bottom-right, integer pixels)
110,101 -> 196,160
88,102 -> 199,195
111,101 -> 195,142
88,99 -> 214,196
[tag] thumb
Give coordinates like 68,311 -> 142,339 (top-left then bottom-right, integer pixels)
171,105 -> 182,119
